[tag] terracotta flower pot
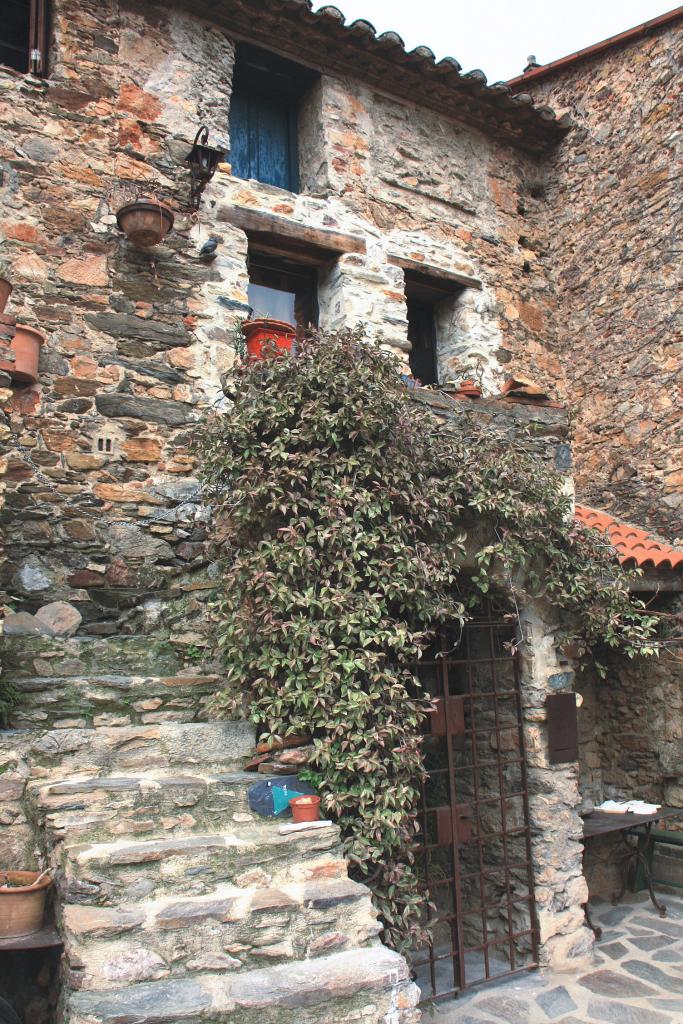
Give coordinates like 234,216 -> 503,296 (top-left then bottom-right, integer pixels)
289,795 -> 321,823
445,379 -> 482,400
116,197 -> 174,247
0,871 -> 51,938
0,323 -> 45,385
0,278 -> 12,314
243,319 -> 296,362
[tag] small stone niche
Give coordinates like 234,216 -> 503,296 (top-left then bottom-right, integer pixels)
0,947 -> 62,1023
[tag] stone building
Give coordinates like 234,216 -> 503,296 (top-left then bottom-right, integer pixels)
509,7 -> 683,540
0,2 -> 681,1022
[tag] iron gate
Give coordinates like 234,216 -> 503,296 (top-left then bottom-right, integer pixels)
410,611 -> 539,1003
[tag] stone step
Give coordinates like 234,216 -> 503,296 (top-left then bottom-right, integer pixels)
10,671 -> 220,729
61,877 -> 381,988
66,946 -> 419,1024
26,770 -> 261,843
59,824 -> 348,906
25,721 -> 254,776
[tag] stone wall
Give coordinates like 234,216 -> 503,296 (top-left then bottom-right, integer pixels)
576,639 -> 683,897
1,0 -> 237,638
0,0 -> 562,639
577,648 -> 683,810
520,23 -> 683,539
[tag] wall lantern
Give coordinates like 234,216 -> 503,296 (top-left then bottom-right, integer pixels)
185,126 -> 224,208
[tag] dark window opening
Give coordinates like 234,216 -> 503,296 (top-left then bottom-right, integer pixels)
229,44 -> 318,193
247,249 -> 318,337
0,0 -> 49,75
405,271 -> 464,386
407,298 -> 437,386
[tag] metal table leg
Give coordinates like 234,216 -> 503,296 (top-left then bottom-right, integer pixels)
630,824 -> 667,918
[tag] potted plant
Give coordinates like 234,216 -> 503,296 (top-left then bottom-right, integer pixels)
289,794 -> 321,823
116,195 -> 174,247
0,263 -> 11,314
242,319 -> 297,362
0,870 -> 51,938
0,323 -> 45,385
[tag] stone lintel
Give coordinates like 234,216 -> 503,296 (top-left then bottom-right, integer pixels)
217,204 -> 367,263
388,252 -> 483,290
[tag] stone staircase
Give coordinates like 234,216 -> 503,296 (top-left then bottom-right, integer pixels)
1,635 -> 420,1024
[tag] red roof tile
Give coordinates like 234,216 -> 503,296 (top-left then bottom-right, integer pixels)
575,505 -> 683,571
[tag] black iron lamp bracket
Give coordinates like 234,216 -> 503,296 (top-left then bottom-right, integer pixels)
185,126 -> 224,209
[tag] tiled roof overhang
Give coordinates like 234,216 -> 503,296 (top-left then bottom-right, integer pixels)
190,0 -> 571,154
508,5 -> 683,88
575,505 -> 683,572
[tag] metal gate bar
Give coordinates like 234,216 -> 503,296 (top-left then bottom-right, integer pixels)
410,610 -> 539,1004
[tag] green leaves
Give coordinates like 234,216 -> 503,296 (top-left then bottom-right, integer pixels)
196,326 -> 659,954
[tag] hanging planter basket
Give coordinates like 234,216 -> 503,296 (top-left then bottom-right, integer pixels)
0,323 -> 45,386
0,871 -> 52,938
116,196 -> 174,247
0,277 -> 12,315
243,318 -> 297,362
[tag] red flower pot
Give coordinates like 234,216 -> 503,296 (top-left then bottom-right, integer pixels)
289,795 -> 321,823
0,278 -> 12,314
243,319 -> 296,362
0,323 -> 45,385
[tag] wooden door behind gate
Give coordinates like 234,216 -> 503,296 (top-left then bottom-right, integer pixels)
410,611 -> 539,1003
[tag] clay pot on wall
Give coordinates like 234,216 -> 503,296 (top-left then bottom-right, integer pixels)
0,871 -> 52,938
444,379 -> 482,400
0,277 -> 12,314
116,197 -> 174,247
289,795 -> 321,823
0,324 -> 45,386
243,319 -> 297,362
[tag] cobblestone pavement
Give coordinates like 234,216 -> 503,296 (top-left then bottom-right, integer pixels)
431,890 -> 683,1024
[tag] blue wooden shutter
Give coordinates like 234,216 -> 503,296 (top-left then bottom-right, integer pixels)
230,91 -> 297,192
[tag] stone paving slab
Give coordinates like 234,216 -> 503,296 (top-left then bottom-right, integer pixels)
431,890 -> 683,1024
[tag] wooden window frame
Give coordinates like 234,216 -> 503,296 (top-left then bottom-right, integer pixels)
0,0 -> 49,76
29,0 -> 49,75
247,247 -> 319,336
229,44 -> 318,195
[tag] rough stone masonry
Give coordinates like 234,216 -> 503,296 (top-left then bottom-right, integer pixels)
0,1 -> 681,1021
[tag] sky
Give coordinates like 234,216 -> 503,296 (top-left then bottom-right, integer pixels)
328,0 -> 677,82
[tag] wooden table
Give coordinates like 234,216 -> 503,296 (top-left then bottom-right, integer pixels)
582,805 -> 683,937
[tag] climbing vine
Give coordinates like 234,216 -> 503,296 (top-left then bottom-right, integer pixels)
197,327 -> 658,952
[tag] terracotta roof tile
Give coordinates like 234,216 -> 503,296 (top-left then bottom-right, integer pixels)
217,1 -> 571,152
575,505 -> 683,571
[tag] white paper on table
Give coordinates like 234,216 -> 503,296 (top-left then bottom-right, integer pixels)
596,799 -> 660,815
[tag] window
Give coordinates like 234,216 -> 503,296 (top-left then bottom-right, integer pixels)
229,44 -> 318,193
404,270 -> 467,386
247,249 -> 318,336
0,0 -> 49,75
